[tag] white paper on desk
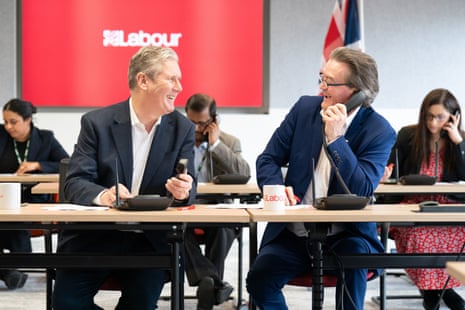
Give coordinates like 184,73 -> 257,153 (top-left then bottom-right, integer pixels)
41,204 -> 110,211
436,181 -> 465,185
206,203 -> 262,209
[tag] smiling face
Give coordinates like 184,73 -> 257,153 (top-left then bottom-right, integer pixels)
144,59 -> 182,114
319,59 -> 357,110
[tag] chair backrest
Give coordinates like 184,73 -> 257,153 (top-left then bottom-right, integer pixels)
58,158 -> 70,203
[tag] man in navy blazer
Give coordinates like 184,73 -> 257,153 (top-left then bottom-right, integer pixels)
52,46 -> 196,310
247,47 -> 396,310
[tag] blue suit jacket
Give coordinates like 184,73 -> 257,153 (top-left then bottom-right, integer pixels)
60,100 -> 196,253
256,96 -> 396,254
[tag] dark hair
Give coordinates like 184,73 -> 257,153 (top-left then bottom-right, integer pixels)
185,93 -> 217,118
3,98 -> 37,121
412,88 -> 463,174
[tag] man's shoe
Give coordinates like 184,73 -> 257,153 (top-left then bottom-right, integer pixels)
3,270 -> 28,290
197,276 -> 215,310
215,281 -> 233,305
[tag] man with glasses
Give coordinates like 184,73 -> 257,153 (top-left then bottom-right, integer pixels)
184,93 -> 250,310
247,47 -> 396,310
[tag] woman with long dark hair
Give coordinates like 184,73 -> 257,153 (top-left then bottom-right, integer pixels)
383,88 -> 465,309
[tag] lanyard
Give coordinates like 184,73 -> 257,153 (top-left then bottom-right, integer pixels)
13,139 -> 30,165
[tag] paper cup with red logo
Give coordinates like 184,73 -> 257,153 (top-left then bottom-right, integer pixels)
263,185 -> 286,211
0,183 -> 21,210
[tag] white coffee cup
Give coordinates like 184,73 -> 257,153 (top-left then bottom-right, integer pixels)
0,183 -> 21,210
263,185 -> 286,211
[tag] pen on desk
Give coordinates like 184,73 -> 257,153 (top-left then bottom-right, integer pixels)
177,205 -> 195,211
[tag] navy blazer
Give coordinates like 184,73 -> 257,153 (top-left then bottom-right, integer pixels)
0,125 -> 69,202
256,96 -> 396,254
60,100 -> 196,253
0,125 -> 69,173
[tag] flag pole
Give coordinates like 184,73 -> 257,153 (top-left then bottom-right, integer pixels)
358,0 -> 365,51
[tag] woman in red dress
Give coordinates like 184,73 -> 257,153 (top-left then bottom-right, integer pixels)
383,88 -> 465,310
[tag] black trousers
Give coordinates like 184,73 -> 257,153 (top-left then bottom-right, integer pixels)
183,226 -> 236,286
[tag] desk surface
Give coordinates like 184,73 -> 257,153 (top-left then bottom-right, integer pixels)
0,204 -> 250,223
446,262 -> 465,284
375,183 -> 465,194
32,181 -> 262,195
31,182 -> 58,194
247,204 -> 465,223
0,173 -> 59,183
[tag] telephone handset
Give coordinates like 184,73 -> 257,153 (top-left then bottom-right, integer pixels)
440,110 -> 460,138
202,115 -> 217,142
345,91 -> 367,114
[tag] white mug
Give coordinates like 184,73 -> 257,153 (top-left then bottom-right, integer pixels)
0,183 -> 21,210
263,185 -> 286,211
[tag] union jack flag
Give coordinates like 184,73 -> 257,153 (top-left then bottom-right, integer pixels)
321,0 -> 363,68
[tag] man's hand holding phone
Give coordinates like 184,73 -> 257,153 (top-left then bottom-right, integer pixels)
166,159 -> 192,201
203,117 -> 220,145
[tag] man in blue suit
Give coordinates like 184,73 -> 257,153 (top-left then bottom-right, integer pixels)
52,46 -> 196,310
246,47 -> 396,310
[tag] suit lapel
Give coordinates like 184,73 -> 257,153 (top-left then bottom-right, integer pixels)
110,102 -> 133,187
27,127 -> 41,161
139,114 -> 174,192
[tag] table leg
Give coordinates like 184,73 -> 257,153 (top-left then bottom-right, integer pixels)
167,224 -> 185,310
308,223 -> 328,310
249,222 -> 258,310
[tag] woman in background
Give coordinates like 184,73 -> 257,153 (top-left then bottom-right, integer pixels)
0,98 -> 69,289
383,88 -> 465,309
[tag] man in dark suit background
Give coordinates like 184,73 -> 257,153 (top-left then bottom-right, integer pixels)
184,93 -> 250,310
52,46 -> 196,310
246,47 -> 396,310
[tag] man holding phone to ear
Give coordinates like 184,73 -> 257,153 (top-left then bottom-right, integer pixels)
247,47 -> 396,310
184,93 -> 250,310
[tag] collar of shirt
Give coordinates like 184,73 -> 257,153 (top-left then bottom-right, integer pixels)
129,98 -> 162,129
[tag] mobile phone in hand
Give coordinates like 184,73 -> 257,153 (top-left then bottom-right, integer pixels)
176,158 -> 188,177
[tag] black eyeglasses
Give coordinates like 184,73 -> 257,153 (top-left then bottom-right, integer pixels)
318,77 -> 350,88
191,118 -> 213,128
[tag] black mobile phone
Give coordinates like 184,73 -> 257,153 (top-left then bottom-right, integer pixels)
345,91 -> 367,114
202,115 -> 217,142
176,158 -> 188,176
441,110 -> 459,137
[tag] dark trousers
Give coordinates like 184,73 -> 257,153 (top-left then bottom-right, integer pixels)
183,226 -> 236,286
0,230 -> 32,252
246,228 -> 370,310
52,231 -> 167,310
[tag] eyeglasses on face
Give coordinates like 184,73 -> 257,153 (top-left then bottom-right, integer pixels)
318,75 -> 350,88
426,113 -> 449,122
191,118 -> 213,128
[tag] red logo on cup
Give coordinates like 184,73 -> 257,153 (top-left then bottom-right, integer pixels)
264,194 -> 286,202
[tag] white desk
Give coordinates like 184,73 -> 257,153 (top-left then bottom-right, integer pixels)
375,182 -> 465,195
0,204 -> 250,310
0,173 -> 59,183
446,261 -> 465,284
247,204 -> 465,310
